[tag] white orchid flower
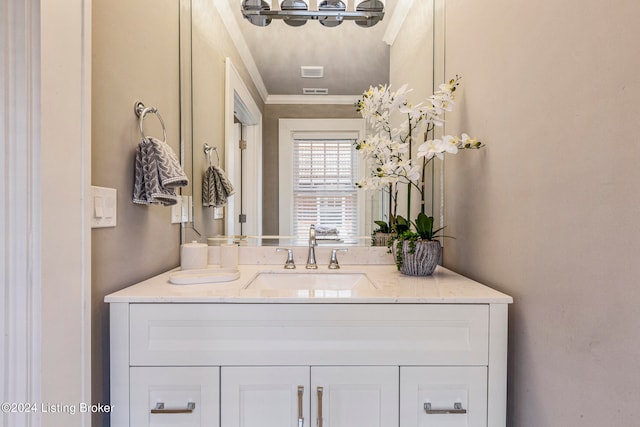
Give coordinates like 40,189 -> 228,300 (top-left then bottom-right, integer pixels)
459,133 -> 482,148
441,135 -> 459,155
355,76 -> 481,207
416,139 -> 442,160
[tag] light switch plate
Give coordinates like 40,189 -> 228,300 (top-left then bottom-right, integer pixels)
91,186 -> 117,228
171,195 -> 192,224
171,199 -> 182,223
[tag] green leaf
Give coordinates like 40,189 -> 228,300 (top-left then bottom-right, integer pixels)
374,220 -> 390,233
394,216 -> 410,234
412,212 -> 435,240
431,226 -> 445,236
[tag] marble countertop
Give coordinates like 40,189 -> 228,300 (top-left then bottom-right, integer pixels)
104,263 -> 513,304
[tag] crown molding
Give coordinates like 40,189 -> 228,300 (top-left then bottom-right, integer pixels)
214,0 -> 269,102
382,0 -> 415,46
266,94 -> 360,105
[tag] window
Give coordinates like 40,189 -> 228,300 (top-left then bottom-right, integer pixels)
278,119 -> 366,242
292,138 -> 358,239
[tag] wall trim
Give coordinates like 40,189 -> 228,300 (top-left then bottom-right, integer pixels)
382,0 -> 415,46
266,94 -> 361,105
214,0 -> 269,102
2,0 -> 42,424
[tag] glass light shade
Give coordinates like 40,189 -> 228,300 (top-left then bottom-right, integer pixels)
354,0 -> 384,27
242,0 -> 273,26
318,0 -> 346,28
281,0 -> 309,27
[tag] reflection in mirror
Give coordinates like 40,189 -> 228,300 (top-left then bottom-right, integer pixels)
181,0 -> 445,246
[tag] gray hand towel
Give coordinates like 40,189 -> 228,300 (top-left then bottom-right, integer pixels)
133,137 -> 189,206
202,164 -> 235,207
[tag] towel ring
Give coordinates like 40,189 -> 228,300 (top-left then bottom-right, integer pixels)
203,143 -> 220,166
134,101 -> 167,143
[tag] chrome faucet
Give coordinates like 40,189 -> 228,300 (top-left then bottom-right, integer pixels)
328,248 -> 347,269
276,247 -> 296,269
306,224 -> 318,269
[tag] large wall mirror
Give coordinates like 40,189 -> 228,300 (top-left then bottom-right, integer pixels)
180,0 -> 445,246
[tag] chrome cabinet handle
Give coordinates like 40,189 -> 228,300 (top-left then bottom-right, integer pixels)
317,386 -> 324,427
298,385 -> 304,427
424,402 -> 467,414
151,402 -> 195,414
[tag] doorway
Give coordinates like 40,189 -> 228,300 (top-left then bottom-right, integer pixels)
225,58 -> 262,238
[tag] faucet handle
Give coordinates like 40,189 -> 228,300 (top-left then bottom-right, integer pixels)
328,248 -> 348,269
276,247 -> 296,269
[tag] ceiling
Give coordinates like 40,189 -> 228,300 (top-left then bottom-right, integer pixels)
222,0 -> 399,98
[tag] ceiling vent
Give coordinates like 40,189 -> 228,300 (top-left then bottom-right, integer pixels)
303,88 -> 329,95
301,66 -> 324,78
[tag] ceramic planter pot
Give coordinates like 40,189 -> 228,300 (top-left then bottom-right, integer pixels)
398,240 -> 441,276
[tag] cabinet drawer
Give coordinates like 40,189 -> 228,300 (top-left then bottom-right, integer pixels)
400,367 -> 487,427
130,367 -> 220,427
129,304 -> 489,366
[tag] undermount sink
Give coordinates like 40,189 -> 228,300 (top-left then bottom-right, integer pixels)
245,271 -> 377,291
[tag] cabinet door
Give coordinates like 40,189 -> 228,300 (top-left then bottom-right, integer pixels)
311,366 -> 399,427
130,366 -> 219,427
400,367 -> 487,427
221,366 -> 310,427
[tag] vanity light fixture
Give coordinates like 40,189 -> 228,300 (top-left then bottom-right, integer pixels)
241,0 -> 273,26
318,0 -> 346,28
241,0 -> 385,27
354,0 -> 385,28
281,0 -> 309,27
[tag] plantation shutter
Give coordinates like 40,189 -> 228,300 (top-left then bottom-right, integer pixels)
292,138 -> 358,239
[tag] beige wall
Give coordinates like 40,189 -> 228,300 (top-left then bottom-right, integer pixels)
388,0 -> 441,223
390,0 -> 435,106
443,0 -> 640,425
190,0 -> 264,238
262,104 -> 362,235
91,1 -> 180,425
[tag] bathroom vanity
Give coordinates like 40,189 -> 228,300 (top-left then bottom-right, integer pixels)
105,251 -> 512,427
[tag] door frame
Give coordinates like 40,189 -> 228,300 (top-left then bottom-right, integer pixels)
224,58 -> 262,237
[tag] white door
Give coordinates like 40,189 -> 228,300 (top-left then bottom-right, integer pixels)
400,367 -> 488,427
221,366 -> 310,427
311,366 -> 399,427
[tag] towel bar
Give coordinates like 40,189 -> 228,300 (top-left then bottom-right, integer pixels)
134,101 -> 167,143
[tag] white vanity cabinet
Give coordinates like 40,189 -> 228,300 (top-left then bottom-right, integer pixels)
109,301 -> 509,427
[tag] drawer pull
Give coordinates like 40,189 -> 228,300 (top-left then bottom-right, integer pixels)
298,385 -> 304,427
151,402 -> 196,414
317,386 -> 324,427
424,402 -> 467,414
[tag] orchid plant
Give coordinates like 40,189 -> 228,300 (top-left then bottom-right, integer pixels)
355,76 -> 483,236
